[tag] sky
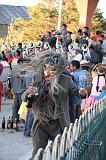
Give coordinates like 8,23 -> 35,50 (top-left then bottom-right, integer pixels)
0,0 -> 106,17
0,0 -> 42,6
98,0 -> 106,17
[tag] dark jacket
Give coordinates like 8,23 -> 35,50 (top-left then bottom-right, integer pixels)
22,73 -> 79,134
95,45 -> 103,63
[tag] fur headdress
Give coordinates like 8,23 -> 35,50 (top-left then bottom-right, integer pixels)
20,50 -> 66,83
20,50 -> 66,123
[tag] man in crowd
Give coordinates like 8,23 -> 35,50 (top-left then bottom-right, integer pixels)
79,60 -> 92,96
61,23 -> 69,45
76,29 -> 83,45
17,42 -> 23,55
12,60 -> 26,121
73,47 -> 82,62
70,60 -> 82,121
95,40 -> 104,64
82,26 -> 90,37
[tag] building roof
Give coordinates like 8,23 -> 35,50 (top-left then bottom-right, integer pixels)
0,4 -> 29,25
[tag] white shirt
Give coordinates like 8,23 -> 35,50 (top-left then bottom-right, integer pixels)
73,53 -> 82,62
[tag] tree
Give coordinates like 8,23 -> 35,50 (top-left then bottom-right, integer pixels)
92,8 -> 106,32
6,1 -> 58,44
6,0 -> 106,44
6,0 -> 79,44
61,0 -> 79,32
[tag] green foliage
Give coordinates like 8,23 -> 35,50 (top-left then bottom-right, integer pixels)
92,8 -> 106,32
5,0 -> 106,44
6,1 -> 58,44
61,0 -> 79,32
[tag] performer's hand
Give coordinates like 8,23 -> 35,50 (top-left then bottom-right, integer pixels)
25,86 -> 38,95
16,72 -> 20,78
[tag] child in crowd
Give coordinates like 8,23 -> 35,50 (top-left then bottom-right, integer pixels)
82,64 -> 106,111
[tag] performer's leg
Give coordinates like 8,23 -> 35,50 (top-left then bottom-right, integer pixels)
32,124 -> 49,159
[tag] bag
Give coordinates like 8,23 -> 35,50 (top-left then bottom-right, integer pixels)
18,101 -> 27,121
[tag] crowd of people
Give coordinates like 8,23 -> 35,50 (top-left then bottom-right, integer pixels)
0,24 -> 106,159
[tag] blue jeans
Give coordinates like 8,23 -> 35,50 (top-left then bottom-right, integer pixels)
13,93 -> 22,121
24,108 -> 34,136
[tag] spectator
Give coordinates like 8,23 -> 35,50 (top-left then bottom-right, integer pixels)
80,32 -> 89,47
61,23 -> 68,45
12,60 -> 26,121
1,51 -> 8,61
100,34 -> 105,41
17,42 -> 23,55
89,45 -> 98,64
7,53 -> 13,68
77,29 -> 83,37
83,26 -> 90,37
62,44 -> 69,56
95,40 -> 104,64
95,30 -> 102,41
66,31 -> 72,46
24,108 -> 34,137
51,30 -> 56,48
15,50 -> 21,60
82,65 -> 106,111
28,43 -> 35,55
91,31 -> 101,42
91,65 -> 106,96
45,31 -> 52,47
76,29 -> 83,45
79,60 -> 92,96
70,60 -> 82,121
100,35 -> 106,53
73,47 -> 82,62
22,70 -> 33,136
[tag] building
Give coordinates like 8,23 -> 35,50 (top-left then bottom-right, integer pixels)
0,4 -> 29,38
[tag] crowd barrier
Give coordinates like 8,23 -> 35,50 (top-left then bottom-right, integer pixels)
34,97 -> 106,160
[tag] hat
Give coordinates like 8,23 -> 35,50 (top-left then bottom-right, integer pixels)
97,65 -> 105,75
80,60 -> 89,65
74,47 -> 81,51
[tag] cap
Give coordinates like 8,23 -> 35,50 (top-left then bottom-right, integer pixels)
97,65 -> 105,75
80,60 -> 89,65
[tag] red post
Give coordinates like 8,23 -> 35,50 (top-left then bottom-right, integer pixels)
0,63 -> 3,112
0,82 -> 2,112
75,0 -> 99,29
